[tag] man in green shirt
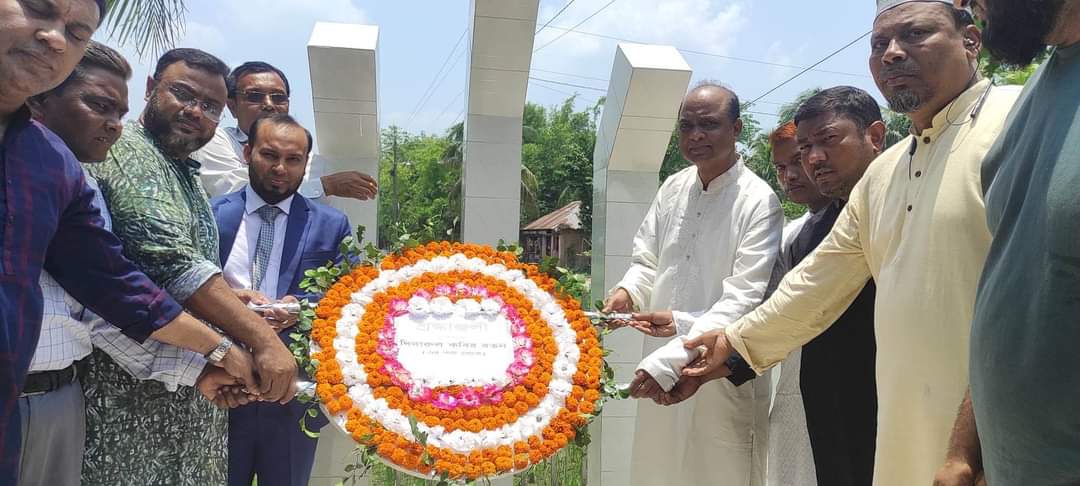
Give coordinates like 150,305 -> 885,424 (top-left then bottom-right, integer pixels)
957,0 -> 1080,484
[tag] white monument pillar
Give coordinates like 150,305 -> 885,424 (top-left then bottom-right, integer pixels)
460,0 -> 539,245
307,22 -> 381,245
589,43 -> 692,486
306,22 -> 380,486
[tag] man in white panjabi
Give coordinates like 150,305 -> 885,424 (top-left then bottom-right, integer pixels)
603,83 -> 782,486
658,2 -> 1024,485
192,61 -> 378,201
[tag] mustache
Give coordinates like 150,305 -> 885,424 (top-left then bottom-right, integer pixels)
879,62 -> 920,79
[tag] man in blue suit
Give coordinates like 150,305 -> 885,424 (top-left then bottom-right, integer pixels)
211,113 -> 352,486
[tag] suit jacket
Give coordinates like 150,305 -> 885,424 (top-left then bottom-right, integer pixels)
211,188 -> 351,303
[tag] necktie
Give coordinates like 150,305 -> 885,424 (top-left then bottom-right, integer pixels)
251,205 -> 282,292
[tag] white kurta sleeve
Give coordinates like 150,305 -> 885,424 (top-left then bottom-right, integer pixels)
638,195 -> 784,390
614,188 -> 664,310
193,131 -> 250,199
726,192 -> 873,374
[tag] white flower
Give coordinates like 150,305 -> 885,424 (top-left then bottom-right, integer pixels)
500,268 -> 524,283
480,298 -> 503,315
549,379 -> 572,398
459,298 -> 482,315
407,296 -> 430,315
430,256 -> 451,272
333,337 -> 353,352
430,296 -> 455,315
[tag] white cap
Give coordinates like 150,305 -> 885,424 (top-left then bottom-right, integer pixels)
876,0 -> 956,17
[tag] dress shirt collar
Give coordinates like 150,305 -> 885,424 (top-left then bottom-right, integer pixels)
244,184 -> 293,216
917,78 -> 993,144
228,126 -> 249,144
693,156 -> 744,194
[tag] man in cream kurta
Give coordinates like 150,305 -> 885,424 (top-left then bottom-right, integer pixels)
611,84 -> 783,486
709,79 -> 1019,486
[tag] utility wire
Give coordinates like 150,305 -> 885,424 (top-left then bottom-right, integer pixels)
405,29 -> 469,128
531,67 -> 610,83
528,76 -> 606,92
535,0 -> 577,34
538,25 -> 870,79
746,31 -> 871,107
533,0 -> 618,53
432,89 -> 466,127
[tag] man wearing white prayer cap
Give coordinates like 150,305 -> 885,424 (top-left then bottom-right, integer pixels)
632,1 -> 1022,485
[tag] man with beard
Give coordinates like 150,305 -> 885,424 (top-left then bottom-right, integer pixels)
82,48 -> 297,486
762,121 -> 829,486
641,2 -> 1023,484
21,41 -> 249,485
952,0 -> 1080,484
0,2 -> 260,483
212,113 -> 352,486
603,82 -> 783,486
193,61 -> 378,201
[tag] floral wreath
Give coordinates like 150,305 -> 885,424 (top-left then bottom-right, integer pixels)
299,240 -> 610,482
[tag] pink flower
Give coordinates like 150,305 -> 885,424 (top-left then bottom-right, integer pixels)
376,341 -> 398,357
511,321 -> 529,336
433,393 -> 458,410
413,289 -> 433,300
509,361 -> 531,377
435,285 -> 453,296
458,389 -> 481,408
389,299 -> 409,317
488,392 -> 504,405
454,283 -> 471,295
515,349 -> 535,367
410,386 -> 433,402
513,336 -> 533,349
471,286 -> 490,298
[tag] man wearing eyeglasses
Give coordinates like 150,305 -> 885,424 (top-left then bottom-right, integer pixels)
194,61 -> 378,202
84,48 -> 300,486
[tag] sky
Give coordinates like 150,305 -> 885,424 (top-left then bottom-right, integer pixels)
95,0 -> 885,139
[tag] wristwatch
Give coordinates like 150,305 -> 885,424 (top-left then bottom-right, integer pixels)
205,336 -> 234,366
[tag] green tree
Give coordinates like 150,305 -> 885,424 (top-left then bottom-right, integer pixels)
102,0 -> 187,57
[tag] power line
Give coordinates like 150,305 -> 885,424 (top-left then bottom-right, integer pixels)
529,79 -> 601,105
405,29 -> 469,128
531,67 -> 611,83
534,0 -> 618,53
535,0 -> 577,35
432,89 -> 466,127
528,76 -> 606,92
538,25 -> 870,79
747,31 -> 871,107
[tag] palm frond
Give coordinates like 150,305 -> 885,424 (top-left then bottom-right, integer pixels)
103,0 -> 187,59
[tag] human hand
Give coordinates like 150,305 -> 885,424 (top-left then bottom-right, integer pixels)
216,342 -> 259,393
252,338 -> 299,404
933,459 -> 986,486
627,311 -> 677,338
682,329 -> 735,382
322,171 -> 378,200
657,374 -> 705,406
196,367 -> 256,409
234,289 -> 270,306
628,370 -> 664,401
263,295 -> 299,331
601,288 -> 635,329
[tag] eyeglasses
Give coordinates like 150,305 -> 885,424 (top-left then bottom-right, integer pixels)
239,90 -> 290,106
167,84 -> 224,122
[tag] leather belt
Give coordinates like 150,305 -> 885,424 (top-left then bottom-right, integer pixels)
20,362 -> 78,397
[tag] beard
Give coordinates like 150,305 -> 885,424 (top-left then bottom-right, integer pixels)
142,91 -> 215,158
885,88 -> 923,114
983,0 -> 1063,66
